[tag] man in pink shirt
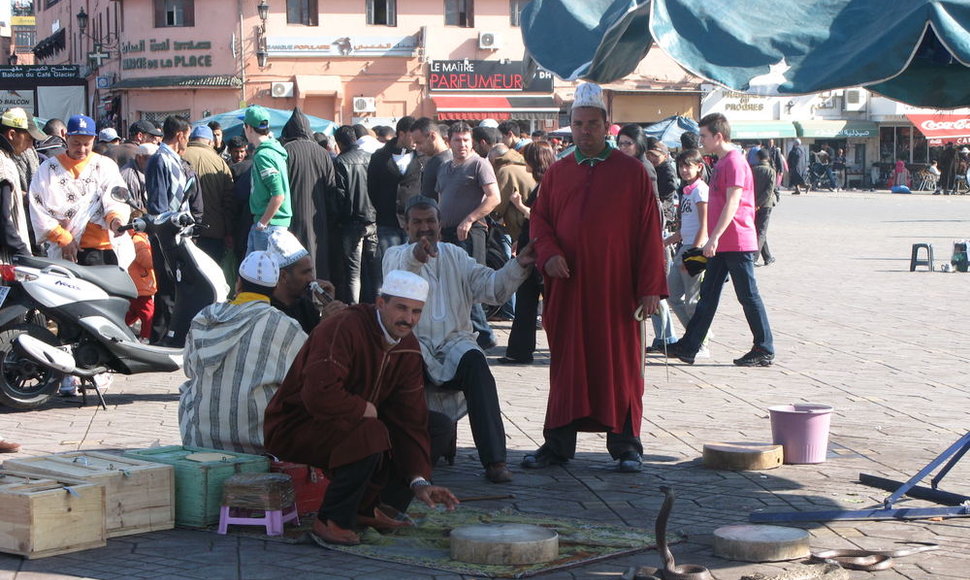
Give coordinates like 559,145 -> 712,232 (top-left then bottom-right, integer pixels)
666,113 -> 774,366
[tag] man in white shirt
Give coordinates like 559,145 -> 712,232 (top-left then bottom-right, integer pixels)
383,196 -> 534,484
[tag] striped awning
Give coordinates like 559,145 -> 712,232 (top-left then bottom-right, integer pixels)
431,95 -> 560,120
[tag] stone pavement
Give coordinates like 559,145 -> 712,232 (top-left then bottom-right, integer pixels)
1,190 -> 970,579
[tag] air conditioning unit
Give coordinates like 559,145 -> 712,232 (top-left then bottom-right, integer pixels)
353,97 -> 377,113
478,31 -> 501,50
271,82 -> 294,98
843,88 -> 867,111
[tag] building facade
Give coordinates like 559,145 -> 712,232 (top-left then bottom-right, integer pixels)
28,0 -> 701,133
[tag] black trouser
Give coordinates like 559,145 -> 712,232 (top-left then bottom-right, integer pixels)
438,350 -> 507,466
149,235 -> 175,345
77,248 -> 117,266
441,224 -> 495,348
337,222 -> 380,304
318,452 -> 412,530
194,236 -> 226,266
505,268 -> 541,361
542,412 -> 642,461
755,207 -> 773,263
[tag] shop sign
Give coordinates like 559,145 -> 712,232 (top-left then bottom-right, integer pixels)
723,92 -> 766,112
121,39 -> 214,71
266,35 -> 419,58
0,90 -> 34,111
429,60 -> 553,93
0,64 -> 79,80
838,128 -> 873,138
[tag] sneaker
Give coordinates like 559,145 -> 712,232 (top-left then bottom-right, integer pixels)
59,376 -> 80,397
521,446 -> 569,469
733,348 -> 774,367
695,345 -> 711,359
663,341 -> 695,365
617,451 -> 642,473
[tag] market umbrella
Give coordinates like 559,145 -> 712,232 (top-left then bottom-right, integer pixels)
195,107 -> 335,140
643,115 -> 698,148
521,0 -> 970,108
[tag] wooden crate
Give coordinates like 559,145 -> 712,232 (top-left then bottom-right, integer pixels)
0,468 -> 106,559
4,451 -> 174,538
123,446 -> 268,528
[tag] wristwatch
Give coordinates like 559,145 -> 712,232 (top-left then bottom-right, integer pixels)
409,477 -> 431,489
255,222 -> 268,231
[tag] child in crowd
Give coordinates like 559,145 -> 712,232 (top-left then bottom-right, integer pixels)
125,226 -> 156,343
664,149 -> 710,357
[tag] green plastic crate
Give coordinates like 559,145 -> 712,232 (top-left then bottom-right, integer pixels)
123,445 -> 268,528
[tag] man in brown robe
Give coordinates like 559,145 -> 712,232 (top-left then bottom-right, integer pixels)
264,270 -> 458,546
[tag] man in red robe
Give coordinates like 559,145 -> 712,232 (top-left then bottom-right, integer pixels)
264,270 -> 459,546
523,83 -> 668,473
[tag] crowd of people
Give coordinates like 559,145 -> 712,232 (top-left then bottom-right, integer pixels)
0,93 -> 777,547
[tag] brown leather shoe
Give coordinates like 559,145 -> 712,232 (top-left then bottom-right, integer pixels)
356,504 -> 415,532
0,440 -> 20,453
310,518 -> 360,546
485,461 -> 513,483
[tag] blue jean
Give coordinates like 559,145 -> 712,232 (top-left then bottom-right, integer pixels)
680,251 -> 773,355
377,225 -> 406,257
246,224 -> 288,254
651,300 -> 678,345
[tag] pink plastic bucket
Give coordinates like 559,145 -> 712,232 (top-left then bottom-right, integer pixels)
769,404 -> 833,464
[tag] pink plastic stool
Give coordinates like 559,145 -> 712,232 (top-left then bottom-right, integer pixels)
216,473 -> 300,536
217,503 -> 299,536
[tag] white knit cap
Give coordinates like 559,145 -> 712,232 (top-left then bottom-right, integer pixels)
238,251 -> 279,286
381,270 -> 429,302
572,82 -> 607,112
266,229 -> 309,268
478,118 -> 499,128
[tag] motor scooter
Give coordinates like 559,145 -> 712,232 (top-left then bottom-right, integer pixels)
0,199 -> 229,409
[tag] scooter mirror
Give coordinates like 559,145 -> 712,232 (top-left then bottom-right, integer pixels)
110,186 -> 133,205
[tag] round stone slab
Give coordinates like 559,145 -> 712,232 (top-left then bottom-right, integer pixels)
450,523 -> 559,565
714,524 -> 810,562
703,442 -> 784,471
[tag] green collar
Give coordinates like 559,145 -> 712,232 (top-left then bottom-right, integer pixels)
574,143 -> 613,166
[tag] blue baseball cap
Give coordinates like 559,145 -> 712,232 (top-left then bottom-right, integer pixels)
66,115 -> 97,137
190,125 -> 214,141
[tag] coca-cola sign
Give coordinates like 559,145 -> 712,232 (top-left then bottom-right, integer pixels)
907,114 -> 970,141
919,118 -> 970,131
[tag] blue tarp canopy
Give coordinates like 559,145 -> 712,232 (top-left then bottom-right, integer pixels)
522,0 -> 970,108
195,107 -> 335,140
643,115 -> 698,148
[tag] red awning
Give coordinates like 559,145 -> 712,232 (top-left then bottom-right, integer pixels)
907,114 -> 970,146
431,95 -> 559,121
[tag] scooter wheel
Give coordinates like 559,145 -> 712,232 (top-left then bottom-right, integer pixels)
0,324 -> 64,409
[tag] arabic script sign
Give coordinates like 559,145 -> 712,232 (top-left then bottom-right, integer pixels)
0,65 -> 80,80
267,35 -> 419,58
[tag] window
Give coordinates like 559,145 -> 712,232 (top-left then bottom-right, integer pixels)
14,30 -> 36,52
154,0 -> 194,27
510,0 -> 525,27
287,0 -> 318,26
367,0 -> 397,26
445,0 -> 473,27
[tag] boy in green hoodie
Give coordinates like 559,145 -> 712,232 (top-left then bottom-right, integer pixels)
243,106 -> 292,253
